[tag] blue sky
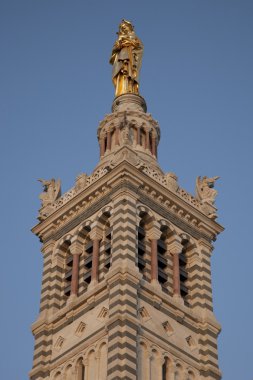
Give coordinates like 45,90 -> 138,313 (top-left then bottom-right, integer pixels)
1,0 -> 253,379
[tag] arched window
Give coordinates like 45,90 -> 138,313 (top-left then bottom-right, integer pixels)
157,226 -> 169,291
87,350 -> 96,379
138,342 -> 148,380
151,349 -> 161,379
187,370 -> 195,380
174,363 -> 183,380
53,371 -> 61,380
137,218 -> 147,277
162,357 -> 173,380
99,211 -> 112,280
98,343 -> 107,380
103,218 -> 112,273
137,211 -> 153,282
83,227 -> 92,287
179,239 -> 189,306
62,240 -> 72,298
76,358 -> 85,380
65,365 -> 73,380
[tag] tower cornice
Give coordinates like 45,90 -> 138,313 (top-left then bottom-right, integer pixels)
32,159 -> 223,245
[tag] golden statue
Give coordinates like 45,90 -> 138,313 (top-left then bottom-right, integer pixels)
110,20 -> 143,97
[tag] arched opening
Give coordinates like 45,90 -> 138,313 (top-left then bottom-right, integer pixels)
82,226 -> 92,288
137,218 -> 147,277
65,365 -> 72,380
99,211 -> 112,280
137,210 -> 153,282
138,342 -> 148,380
98,342 -> 107,380
157,226 -> 169,291
150,349 -> 161,379
179,238 -> 190,306
187,370 -> 195,380
87,350 -> 96,379
76,358 -> 85,380
162,357 -> 173,380
62,240 -> 72,298
174,363 -> 183,380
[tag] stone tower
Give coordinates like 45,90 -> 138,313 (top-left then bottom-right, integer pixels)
30,22 -> 224,380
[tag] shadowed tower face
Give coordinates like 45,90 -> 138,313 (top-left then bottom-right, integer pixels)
30,21 -> 223,380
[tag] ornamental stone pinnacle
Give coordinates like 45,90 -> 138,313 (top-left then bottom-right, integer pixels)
30,21 -> 224,380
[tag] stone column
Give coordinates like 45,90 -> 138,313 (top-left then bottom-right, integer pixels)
115,127 -> 120,146
107,130 -> 111,151
83,359 -> 88,379
133,128 -> 138,145
100,135 -> 105,157
95,352 -> 101,380
90,226 -> 103,286
167,237 -> 183,299
145,128 -> 150,150
146,351 -> 152,380
147,225 -> 161,286
151,133 -> 156,156
137,127 -> 141,145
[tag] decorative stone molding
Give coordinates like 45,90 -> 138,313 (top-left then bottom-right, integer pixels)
54,336 -> 65,351
138,336 -> 199,380
97,307 -> 109,321
162,320 -> 174,335
37,166 -> 110,220
75,322 -> 86,337
138,306 -> 151,322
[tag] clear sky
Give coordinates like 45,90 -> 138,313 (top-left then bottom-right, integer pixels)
1,0 -> 252,379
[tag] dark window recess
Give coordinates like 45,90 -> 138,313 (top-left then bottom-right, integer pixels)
162,358 -> 170,380
157,236 -> 167,288
104,227 -> 112,270
84,240 -> 93,285
137,226 -> 146,274
179,250 -> 189,302
85,240 -> 93,254
64,253 -> 73,297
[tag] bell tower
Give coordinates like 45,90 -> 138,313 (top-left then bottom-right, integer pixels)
30,21 -> 224,380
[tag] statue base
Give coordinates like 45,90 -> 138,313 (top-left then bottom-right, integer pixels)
112,93 -> 147,113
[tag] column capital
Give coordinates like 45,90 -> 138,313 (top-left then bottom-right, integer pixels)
90,224 -> 103,240
69,241 -> 83,255
146,224 -> 161,240
167,236 -> 183,255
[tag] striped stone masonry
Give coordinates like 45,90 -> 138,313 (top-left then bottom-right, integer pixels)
106,263 -> 142,380
31,93 -> 224,380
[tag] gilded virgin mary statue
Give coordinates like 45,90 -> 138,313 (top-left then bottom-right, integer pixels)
110,20 -> 143,97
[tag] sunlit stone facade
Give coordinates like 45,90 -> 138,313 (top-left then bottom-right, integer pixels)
30,83 -> 223,379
